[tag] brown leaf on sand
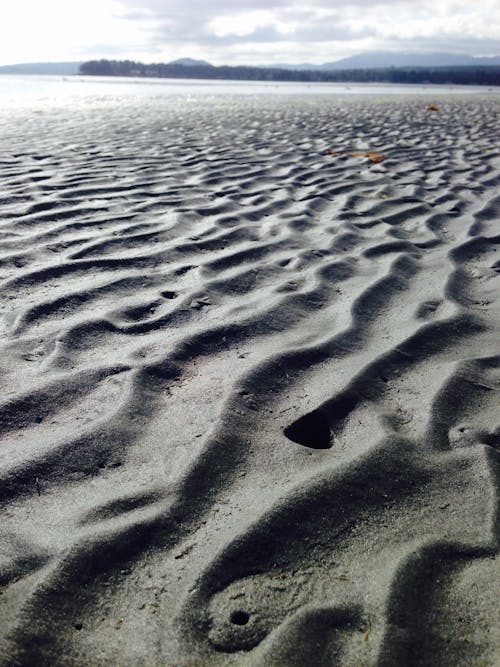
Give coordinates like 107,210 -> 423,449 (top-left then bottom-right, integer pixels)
325,150 -> 385,163
426,105 -> 440,111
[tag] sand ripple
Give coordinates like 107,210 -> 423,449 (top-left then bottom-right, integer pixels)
0,95 -> 499,666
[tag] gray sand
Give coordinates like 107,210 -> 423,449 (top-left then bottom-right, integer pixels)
0,93 -> 499,666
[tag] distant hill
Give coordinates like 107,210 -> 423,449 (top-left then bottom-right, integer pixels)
328,51 -> 500,69
0,62 -> 81,75
168,58 -> 212,67
3,53 -> 500,77
271,52 -> 500,71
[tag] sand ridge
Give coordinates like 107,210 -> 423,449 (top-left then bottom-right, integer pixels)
0,94 -> 499,666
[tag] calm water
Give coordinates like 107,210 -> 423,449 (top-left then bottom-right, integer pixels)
0,74 -> 499,108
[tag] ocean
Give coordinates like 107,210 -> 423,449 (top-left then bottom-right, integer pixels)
0,74 -> 499,109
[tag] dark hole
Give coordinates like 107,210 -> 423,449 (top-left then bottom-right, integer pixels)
284,394 -> 357,449
161,290 -> 177,299
284,410 -> 331,449
230,610 -> 250,626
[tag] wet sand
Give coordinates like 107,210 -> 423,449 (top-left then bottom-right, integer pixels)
0,93 -> 499,666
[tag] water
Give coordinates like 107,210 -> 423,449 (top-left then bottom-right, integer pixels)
0,74 -> 499,109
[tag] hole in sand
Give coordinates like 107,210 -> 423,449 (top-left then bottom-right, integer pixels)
230,610 -> 250,626
284,410 -> 331,449
161,290 -> 177,299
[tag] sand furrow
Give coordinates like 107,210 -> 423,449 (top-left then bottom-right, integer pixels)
0,94 -> 498,666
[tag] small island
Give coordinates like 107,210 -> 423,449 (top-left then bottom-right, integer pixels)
79,58 -> 500,86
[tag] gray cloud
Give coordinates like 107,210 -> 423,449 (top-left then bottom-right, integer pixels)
1,0 -> 498,67
112,0 -> 500,64
147,18 -> 371,46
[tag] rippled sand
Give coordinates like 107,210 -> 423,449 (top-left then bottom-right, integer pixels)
0,94 -> 499,666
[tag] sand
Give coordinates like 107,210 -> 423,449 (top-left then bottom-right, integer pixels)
0,92 -> 499,666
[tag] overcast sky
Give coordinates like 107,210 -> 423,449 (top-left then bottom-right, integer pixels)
0,0 -> 499,66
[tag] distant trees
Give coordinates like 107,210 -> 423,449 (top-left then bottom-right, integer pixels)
79,60 -> 500,86
79,60 -> 144,76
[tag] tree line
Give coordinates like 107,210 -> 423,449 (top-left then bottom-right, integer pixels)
79,59 -> 500,86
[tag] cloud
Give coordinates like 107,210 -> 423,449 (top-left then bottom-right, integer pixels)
0,0 -> 151,64
112,0 -> 500,63
0,0 -> 498,66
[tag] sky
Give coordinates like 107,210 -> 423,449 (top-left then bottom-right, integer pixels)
0,0 -> 499,66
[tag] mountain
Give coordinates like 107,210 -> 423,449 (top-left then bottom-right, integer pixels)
326,51 -> 500,69
3,53 -> 499,77
167,58 -> 212,67
0,62 -> 82,75
268,52 -> 500,71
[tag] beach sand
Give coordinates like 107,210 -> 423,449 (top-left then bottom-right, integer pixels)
0,93 -> 499,666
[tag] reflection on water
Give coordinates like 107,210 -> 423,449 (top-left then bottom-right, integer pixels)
0,74 -> 499,108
